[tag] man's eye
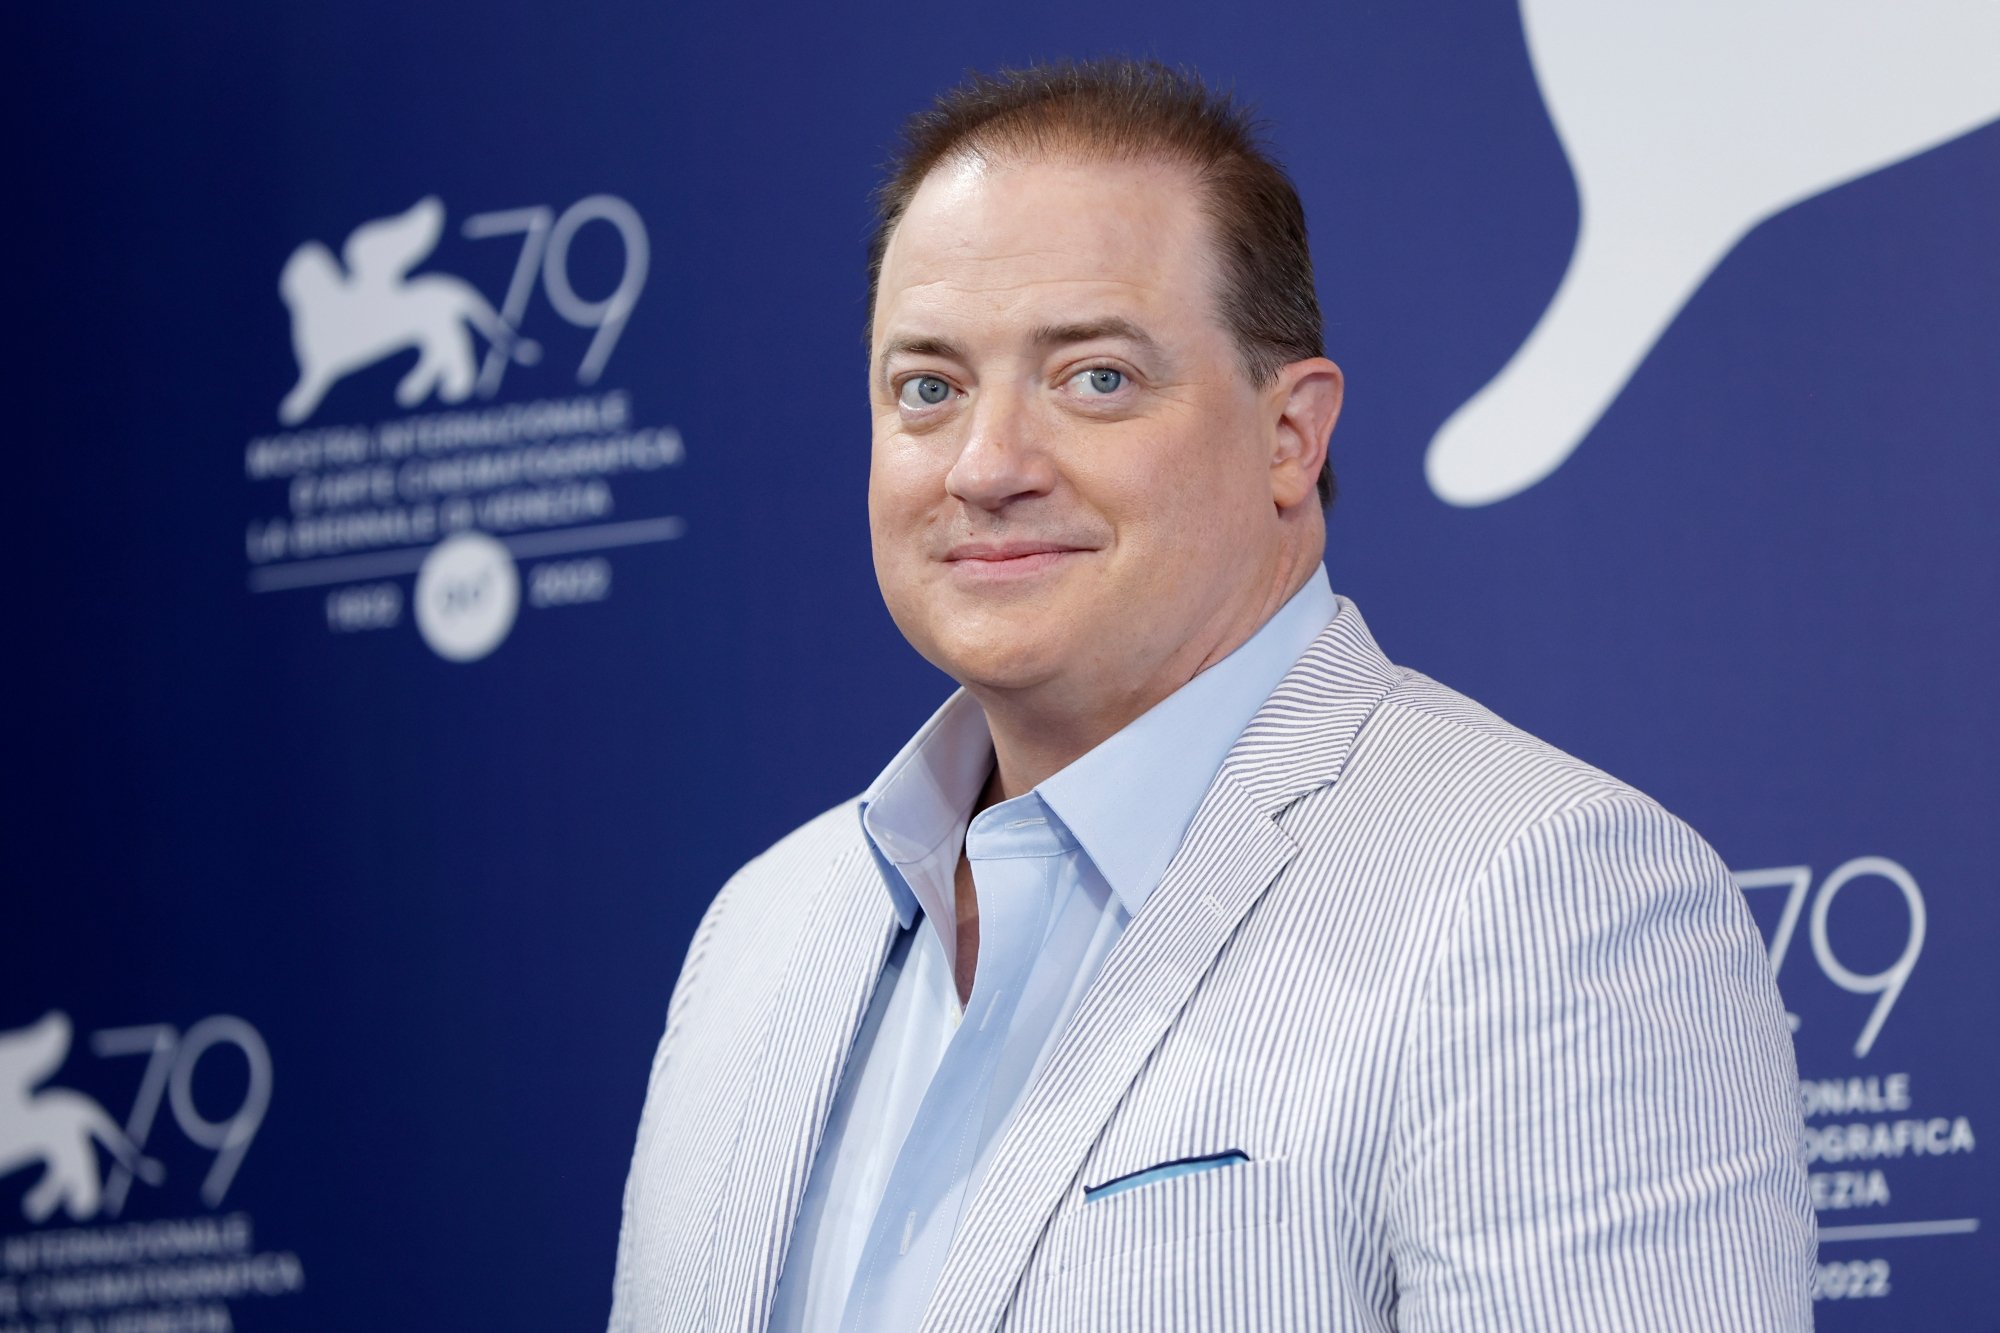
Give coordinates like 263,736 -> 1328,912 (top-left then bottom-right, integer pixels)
899,376 -> 952,408
1076,368 -> 1125,395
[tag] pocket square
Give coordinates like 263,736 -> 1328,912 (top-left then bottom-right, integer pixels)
1082,1149 -> 1251,1202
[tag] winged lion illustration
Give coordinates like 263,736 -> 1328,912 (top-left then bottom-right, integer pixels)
278,196 -> 538,425
0,1011 -> 163,1223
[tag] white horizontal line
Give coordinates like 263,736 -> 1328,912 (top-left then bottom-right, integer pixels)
246,516 -> 685,593
248,547 -> 430,592
1819,1218 -> 1980,1242
503,515 -> 685,559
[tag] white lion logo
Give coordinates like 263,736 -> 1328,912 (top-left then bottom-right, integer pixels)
0,1011 -> 163,1223
278,196 -> 538,425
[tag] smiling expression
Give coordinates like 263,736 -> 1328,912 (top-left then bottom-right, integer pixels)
868,151 -> 1314,719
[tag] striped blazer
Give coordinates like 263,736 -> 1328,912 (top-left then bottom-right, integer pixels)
610,599 -> 1815,1331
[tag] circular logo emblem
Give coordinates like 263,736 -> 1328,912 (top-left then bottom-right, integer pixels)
414,532 -> 519,662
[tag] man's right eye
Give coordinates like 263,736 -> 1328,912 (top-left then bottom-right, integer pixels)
898,376 -> 952,409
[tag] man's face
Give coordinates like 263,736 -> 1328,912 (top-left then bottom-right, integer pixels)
868,152 -> 1301,712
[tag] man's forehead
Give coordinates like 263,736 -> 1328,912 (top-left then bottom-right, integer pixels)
911,144 -> 1204,215
890,151 -> 1208,264
874,151 -> 1223,346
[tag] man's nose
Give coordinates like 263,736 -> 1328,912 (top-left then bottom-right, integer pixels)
945,388 -> 1055,511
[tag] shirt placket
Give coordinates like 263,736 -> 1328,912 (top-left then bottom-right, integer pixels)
836,801 -> 1067,1333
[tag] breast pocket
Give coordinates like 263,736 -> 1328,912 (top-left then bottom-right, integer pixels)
1006,1154 -> 1309,1332
1049,1153 -> 1290,1273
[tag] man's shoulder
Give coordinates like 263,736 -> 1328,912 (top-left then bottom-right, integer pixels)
698,796 -> 874,931
1296,599 -> 1654,826
661,797 -> 873,1025
728,795 -> 871,887
1350,662 -> 1671,836
1384,668 -> 1624,777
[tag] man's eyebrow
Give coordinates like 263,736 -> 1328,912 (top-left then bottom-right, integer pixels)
1029,318 -> 1163,355
876,335 -> 967,391
880,335 -> 967,363
873,319 -> 1166,390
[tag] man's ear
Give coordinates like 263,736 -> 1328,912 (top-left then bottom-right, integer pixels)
1268,357 -> 1343,510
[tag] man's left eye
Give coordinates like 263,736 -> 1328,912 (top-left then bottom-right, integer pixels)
1075,368 -> 1125,395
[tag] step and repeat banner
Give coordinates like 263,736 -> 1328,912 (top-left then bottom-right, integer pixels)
9,2 -> 1996,1328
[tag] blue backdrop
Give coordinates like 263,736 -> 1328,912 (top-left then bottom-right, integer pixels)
8,3 -> 1995,1328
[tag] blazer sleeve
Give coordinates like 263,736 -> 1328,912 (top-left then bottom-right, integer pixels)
1386,793 -> 1816,1331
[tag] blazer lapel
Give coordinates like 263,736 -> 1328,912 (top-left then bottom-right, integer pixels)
916,599 -> 1403,1333
701,840 -> 903,1332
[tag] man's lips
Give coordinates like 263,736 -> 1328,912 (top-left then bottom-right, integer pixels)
943,541 -> 1092,562
940,540 -> 1095,579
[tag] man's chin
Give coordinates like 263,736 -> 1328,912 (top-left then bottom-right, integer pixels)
939,655 -> 1064,698
921,635 -> 1074,698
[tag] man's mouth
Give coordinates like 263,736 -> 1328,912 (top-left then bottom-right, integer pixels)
942,541 -> 1093,578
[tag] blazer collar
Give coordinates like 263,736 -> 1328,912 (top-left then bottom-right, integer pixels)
1223,594 -> 1404,811
918,595 -> 1403,1332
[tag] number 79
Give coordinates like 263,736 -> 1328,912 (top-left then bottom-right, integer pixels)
1733,857 -> 1925,1059
91,1015 -> 272,1215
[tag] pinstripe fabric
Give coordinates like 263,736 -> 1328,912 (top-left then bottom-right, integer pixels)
610,597 -> 1815,1332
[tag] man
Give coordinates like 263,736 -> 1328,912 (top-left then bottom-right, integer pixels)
611,59 -> 1813,1332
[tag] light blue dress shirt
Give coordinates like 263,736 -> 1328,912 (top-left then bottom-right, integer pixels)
767,568 -> 1338,1333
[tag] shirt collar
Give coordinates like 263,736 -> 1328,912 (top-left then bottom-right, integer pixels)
859,566 -> 1338,927
858,690 -> 989,931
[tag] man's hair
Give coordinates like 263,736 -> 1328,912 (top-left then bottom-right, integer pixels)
867,58 -> 1336,509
